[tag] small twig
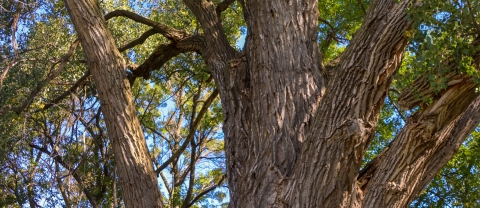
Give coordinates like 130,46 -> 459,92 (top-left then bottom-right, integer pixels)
215,0 -> 236,20
465,0 -> 480,34
187,174 -> 226,207
0,40 -> 80,115
357,0 -> 366,15
155,88 -> 219,175
388,88 -> 407,122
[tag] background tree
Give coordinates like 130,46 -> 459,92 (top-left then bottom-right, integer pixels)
1,0 -> 480,207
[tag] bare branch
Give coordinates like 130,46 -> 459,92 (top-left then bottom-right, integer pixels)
11,7 -> 20,57
182,134 -> 197,208
357,0 -> 366,14
105,10 -> 188,42
42,70 -> 90,110
215,0 -> 236,20
0,4 -> 21,91
130,35 -> 205,81
0,58 -> 18,90
187,174 -> 226,207
182,86 -> 203,208
159,171 -> 172,196
155,88 -> 219,174
118,28 -> 158,52
318,18 -> 337,35
30,143 -> 99,208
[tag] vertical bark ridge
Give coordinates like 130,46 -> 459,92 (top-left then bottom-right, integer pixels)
360,77 -> 479,207
64,0 -> 163,207
285,1 -> 410,207
222,0 -> 324,207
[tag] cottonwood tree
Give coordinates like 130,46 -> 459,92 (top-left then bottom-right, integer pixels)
2,0 -> 480,207
63,0 -> 480,207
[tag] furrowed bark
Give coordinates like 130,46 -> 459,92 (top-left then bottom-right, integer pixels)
359,76 -> 480,207
359,37 -> 480,207
64,0 -> 163,207
219,0 -> 324,206
285,0 -> 410,207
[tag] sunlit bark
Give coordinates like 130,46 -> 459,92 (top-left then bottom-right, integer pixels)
64,0 -> 163,207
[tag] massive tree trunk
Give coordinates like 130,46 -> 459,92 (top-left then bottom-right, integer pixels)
63,0 -> 480,207
187,0 -> 480,207
64,1 -> 163,207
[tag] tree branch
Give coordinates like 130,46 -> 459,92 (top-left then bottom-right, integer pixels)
104,10 -> 188,42
129,35 -> 205,82
155,88 -> 219,174
288,0 -> 411,206
318,17 -> 338,37
465,0 -> 480,34
387,89 -> 406,122
0,40 -> 80,115
215,0 -> 236,20
0,5 -> 21,91
357,0 -> 366,14
42,70 -> 90,110
358,30 -> 480,206
181,133 -> 197,208
360,79 -> 479,206
183,0 -> 237,68
29,143 -> 99,208
187,174 -> 226,207
118,28 -> 159,52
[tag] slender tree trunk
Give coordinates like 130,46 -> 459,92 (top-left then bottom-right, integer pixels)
64,1 -> 163,207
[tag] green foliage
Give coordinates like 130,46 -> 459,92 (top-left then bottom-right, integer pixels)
406,0 -> 480,91
411,128 -> 480,208
317,0 -> 369,61
364,97 -> 405,164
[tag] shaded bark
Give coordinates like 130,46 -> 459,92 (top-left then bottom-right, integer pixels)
64,0 -> 163,207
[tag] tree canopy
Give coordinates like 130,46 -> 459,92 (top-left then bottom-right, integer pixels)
0,0 -> 479,207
